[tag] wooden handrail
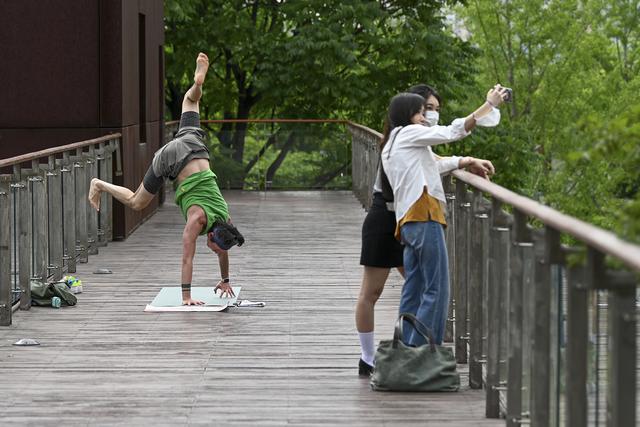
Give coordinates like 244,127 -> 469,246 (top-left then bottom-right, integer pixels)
452,169 -> 640,272
346,122 -> 382,138
0,133 -> 121,168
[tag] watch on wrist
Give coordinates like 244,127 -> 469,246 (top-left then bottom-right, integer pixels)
221,278 -> 230,283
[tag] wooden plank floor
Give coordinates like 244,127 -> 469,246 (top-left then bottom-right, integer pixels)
0,191 -> 502,426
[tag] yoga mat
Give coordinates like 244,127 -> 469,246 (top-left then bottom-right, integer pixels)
144,304 -> 229,312
144,286 -> 241,312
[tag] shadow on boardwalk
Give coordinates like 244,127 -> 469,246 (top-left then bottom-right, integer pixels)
0,191 -> 501,426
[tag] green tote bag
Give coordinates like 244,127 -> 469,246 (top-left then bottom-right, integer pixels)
370,313 -> 460,392
30,280 -> 77,307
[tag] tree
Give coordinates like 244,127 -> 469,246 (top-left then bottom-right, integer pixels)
165,0 -> 477,187
456,0 -> 640,239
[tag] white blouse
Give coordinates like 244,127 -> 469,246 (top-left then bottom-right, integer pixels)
380,119 -> 470,222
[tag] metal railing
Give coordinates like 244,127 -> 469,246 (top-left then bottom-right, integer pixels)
348,122 -> 639,427
0,134 -> 122,325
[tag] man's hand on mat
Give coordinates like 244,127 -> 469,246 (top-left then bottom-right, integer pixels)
214,281 -> 235,298
182,297 -> 205,306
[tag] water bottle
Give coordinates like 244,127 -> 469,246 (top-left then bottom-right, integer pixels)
51,296 -> 62,308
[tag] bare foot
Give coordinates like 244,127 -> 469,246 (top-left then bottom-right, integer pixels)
194,52 -> 209,86
88,178 -> 102,211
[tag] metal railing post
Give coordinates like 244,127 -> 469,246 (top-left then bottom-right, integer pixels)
565,254 -> 588,427
481,204 -> 491,387
454,179 -> 470,363
606,273 -> 637,427
350,130 -> 359,203
14,165 -> 32,310
0,175 -> 12,325
47,155 -> 63,281
85,146 -> 98,255
486,199 -> 511,418
530,227 -> 560,427
96,144 -> 107,247
359,135 -> 366,207
521,234 -> 536,422
62,152 -> 76,273
443,175 -> 455,343
114,138 -> 123,178
105,141 -> 114,241
74,148 -> 88,263
469,189 -> 489,389
31,160 -> 48,281
506,211 -> 533,427
548,260 -> 562,427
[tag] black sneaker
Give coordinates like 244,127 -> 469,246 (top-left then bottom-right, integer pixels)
358,359 -> 374,377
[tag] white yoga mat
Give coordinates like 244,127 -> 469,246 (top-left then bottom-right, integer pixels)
144,286 -> 240,312
144,304 -> 230,312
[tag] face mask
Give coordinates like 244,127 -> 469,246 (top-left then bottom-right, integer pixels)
424,111 -> 439,127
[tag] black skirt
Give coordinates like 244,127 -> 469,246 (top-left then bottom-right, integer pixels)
359,193 -> 404,268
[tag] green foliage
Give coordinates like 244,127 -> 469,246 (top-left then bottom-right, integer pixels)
456,0 -> 640,245
554,104 -> 640,241
203,123 -> 351,190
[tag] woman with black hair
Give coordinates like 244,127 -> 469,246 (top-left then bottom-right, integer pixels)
380,85 -> 508,347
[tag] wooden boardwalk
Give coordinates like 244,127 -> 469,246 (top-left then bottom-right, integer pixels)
0,191 -> 501,426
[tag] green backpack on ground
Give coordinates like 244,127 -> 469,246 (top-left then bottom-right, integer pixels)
30,280 -> 77,307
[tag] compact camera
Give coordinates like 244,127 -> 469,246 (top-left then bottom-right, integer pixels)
503,87 -> 513,102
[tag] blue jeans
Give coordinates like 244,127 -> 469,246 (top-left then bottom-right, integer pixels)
399,221 -> 450,346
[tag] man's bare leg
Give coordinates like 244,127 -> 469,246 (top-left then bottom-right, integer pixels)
88,179 -> 154,211
183,52 -> 209,113
89,53 -> 209,211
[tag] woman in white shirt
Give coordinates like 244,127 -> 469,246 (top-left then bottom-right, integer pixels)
356,84 -> 500,376
381,85 -> 508,346
355,86 -> 438,377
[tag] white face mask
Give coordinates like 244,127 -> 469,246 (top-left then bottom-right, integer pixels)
424,110 -> 439,127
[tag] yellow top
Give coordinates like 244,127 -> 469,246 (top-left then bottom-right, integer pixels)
395,188 -> 447,240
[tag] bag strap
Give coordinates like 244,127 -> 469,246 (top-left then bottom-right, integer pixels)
379,126 -> 402,202
385,126 -> 402,159
393,312 -> 437,352
377,157 -> 394,202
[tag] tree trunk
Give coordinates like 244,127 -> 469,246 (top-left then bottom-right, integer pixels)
312,162 -> 349,189
265,131 -> 296,186
231,99 -> 252,164
216,110 -> 235,148
245,133 -> 278,174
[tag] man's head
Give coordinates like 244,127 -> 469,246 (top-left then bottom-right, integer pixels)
208,220 -> 245,252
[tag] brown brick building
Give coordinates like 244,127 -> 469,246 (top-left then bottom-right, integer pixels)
0,0 -> 165,239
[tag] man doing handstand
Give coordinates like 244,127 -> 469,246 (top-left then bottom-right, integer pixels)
88,52 -> 244,305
